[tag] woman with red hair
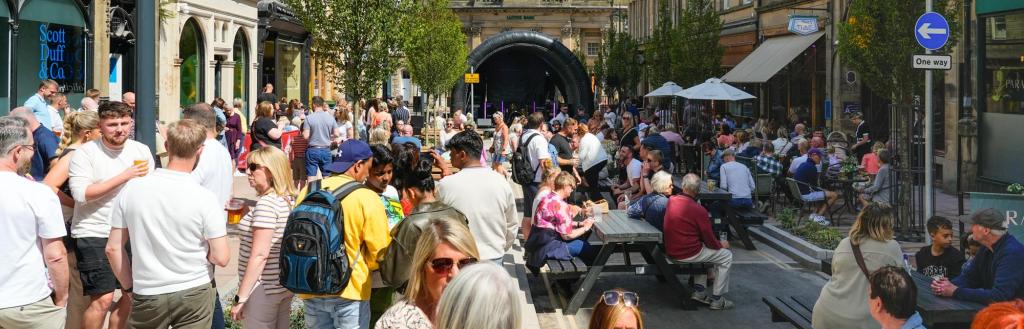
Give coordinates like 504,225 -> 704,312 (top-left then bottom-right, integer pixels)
972,299 -> 1024,329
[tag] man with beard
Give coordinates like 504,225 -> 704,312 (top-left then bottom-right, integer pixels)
0,116 -> 70,329
68,101 -> 154,329
8,107 -> 59,181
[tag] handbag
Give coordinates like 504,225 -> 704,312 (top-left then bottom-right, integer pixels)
851,240 -> 872,279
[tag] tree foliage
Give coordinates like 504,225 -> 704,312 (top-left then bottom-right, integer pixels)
672,0 -> 723,87
601,30 -> 642,100
838,0 -> 960,104
284,0 -> 405,115
647,0 -> 675,86
402,0 -> 468,109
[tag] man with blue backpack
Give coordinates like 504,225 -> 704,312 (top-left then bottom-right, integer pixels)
286,139 -> 390,329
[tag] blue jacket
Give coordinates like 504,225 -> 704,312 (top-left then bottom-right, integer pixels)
951,234 -> 1024,304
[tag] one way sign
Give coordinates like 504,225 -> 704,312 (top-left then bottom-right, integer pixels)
913,55 -> 952,70
915,12 -> 950,50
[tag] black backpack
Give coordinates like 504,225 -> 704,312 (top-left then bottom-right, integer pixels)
511,132 -> 541,184
280,180 -> 366,295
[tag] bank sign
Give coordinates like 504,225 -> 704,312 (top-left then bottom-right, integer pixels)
38,23 -> 86,94
970,192 -> 1024,243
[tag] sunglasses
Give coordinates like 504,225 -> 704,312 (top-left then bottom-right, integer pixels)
429,257 -> 478,273
247,163 -> 263,173
602,290 -> 639,307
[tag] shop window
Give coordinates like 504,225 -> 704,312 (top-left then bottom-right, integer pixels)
983,12 -> 1024,115
233,30 -> 249,110
16,0 -> 86,107
278,42 -> 303,102
179,19 -> 204,108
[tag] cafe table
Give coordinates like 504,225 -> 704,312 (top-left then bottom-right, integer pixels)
672,176 -> 757,250
909,271 -> 984,327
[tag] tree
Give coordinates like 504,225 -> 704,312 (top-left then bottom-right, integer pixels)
647,0 -> 675,86
403,0 -> 467,110
837,0 -> 960,104
672,0 -> 723,87
284,0 -> 406,123
601,30 -> 642,101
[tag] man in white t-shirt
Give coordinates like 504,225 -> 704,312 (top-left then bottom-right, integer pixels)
106,119 -> 230,329
612,145 -> 642,208
0,116 -> 69,329
787,139 -> 810,175
67,101 -> 153,329
438,130 -> 519,263
519,112 -> 552,238
182,103 -> 234,206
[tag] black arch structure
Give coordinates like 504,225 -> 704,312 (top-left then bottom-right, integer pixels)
452,31 -> 592,114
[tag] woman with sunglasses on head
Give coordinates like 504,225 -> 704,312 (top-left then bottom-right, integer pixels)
43,111 -> 100,224
435,262 -> 521,329
375,218 -> 480,329
229,146 -> 297,328
525,171 -> 596,271
589,289 -> 644,329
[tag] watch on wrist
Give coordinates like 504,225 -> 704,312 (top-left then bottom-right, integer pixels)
233,294 -> 247,305
123,287 -> 133,294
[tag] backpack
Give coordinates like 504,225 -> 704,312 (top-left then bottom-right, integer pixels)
510,132 -> 541,184
280,180 -> 366,295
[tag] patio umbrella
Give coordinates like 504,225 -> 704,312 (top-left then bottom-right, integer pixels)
644,81 -> 685,98
676,78 -> 755,101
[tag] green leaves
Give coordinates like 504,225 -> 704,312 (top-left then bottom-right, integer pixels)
643,0 -> 723,90
283,0 -> 405,105
600,29 -> 642,99
837,0 -> 962,104
403,0 -> 468,108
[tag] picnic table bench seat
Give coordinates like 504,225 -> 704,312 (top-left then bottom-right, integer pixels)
544,258 -> 588,281
763,295 -> 815,329
734,207 -> 768,226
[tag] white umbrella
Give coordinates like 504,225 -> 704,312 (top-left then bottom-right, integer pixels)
644,81 -> 684,98
676,78 -> 756,101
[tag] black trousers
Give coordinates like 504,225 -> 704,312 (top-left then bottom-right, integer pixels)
582,160 -> 608,202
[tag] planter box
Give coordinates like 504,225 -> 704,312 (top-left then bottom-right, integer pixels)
749,224 -> 834,271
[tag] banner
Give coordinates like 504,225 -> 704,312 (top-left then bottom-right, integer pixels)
969,192 -> 1024,242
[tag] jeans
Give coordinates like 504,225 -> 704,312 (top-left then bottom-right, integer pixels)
211,293 -> 225,329
303,297 -> 369,329
306,147 -> 334,177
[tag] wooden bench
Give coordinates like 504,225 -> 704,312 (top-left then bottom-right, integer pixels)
545,258 -> 588,281
821,258 -> 832,276
763,295 -> 815,329
735,208 -> 768,226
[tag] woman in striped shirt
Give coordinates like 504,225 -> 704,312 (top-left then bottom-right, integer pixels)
230,146 -> 297,328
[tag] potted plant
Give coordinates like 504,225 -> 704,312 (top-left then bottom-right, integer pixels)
1008,183 -> 1024,195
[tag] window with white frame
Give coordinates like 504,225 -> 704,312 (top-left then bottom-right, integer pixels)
587,42 -> 599,56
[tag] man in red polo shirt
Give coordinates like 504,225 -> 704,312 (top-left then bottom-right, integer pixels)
664,173 -> 735,310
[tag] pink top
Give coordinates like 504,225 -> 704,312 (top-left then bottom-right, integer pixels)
534,192 -> 573,235
861,152 -> 880,175
717,134 -> 735,147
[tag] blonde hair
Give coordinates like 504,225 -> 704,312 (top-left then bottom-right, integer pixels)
872,141 -> 885,152
588,288 -> 645,329
256,101 -> 274,118
540,166 -> 562,189
246,146 -> 298,198
554,171 -> 577,190
404,218 -> 479,307
57,111 -> 99,155
576,123 -> 590,136
436,263 -> 521,329
849,202 -> 895,245
166,119 -> 207,158
369,128 -> 390,145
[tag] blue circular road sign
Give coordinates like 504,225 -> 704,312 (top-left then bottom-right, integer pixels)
915,12 -> 950,50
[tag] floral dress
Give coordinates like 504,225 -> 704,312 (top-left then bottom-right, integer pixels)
374,299 -> 431,329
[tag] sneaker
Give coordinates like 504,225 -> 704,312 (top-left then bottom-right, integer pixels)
709,297 -> 734,310
691,291 -> 712,305
812,214 -> 830,226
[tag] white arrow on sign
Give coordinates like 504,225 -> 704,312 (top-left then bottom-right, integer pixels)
917,23 -> 947,40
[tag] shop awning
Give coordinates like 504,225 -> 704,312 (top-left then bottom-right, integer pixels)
721,32 -> 825,84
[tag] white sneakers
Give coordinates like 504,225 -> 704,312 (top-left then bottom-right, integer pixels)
811,214 -> 830,226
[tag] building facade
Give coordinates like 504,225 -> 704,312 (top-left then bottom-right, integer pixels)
155,0 -> 259,124
0,0 -> 90,114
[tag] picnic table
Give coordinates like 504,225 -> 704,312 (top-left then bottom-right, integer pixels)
909,271 -> 984,327
672,176 -> 757,250
561,210 -> 697,314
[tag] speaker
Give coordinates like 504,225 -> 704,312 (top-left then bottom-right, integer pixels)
413,96 -> 423,114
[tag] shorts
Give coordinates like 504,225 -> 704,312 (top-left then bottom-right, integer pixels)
291,157 -> 307,181
492,152 -> 507,164
801,191 -> 826,202
73,237 -> 125,296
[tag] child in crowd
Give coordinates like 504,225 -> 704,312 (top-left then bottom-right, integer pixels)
914,216 -> 966,279
961,234 -> 982,275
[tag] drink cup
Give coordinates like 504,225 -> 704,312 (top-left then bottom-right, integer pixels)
719,231 -> 728,242
226,199 -> 245,225
134,159 -> 149,176
707,179 -> 717,191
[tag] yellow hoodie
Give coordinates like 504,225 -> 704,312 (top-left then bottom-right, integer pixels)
294,174 -> 391,301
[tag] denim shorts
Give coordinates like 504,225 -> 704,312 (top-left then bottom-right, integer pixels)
802,191 -> 826,202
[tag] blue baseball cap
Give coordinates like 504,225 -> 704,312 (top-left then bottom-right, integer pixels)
325,140 -> 373,174
807,148 -> 825,158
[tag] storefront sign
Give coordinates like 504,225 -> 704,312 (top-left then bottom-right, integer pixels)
913,55 -> 952,70
990,68 -> 1024,102
970,192 -> 1024,243
38,23 -> 85,93
788,16 -> 819,36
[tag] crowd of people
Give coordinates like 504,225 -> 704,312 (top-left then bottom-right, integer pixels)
4,82 -> 1023,329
